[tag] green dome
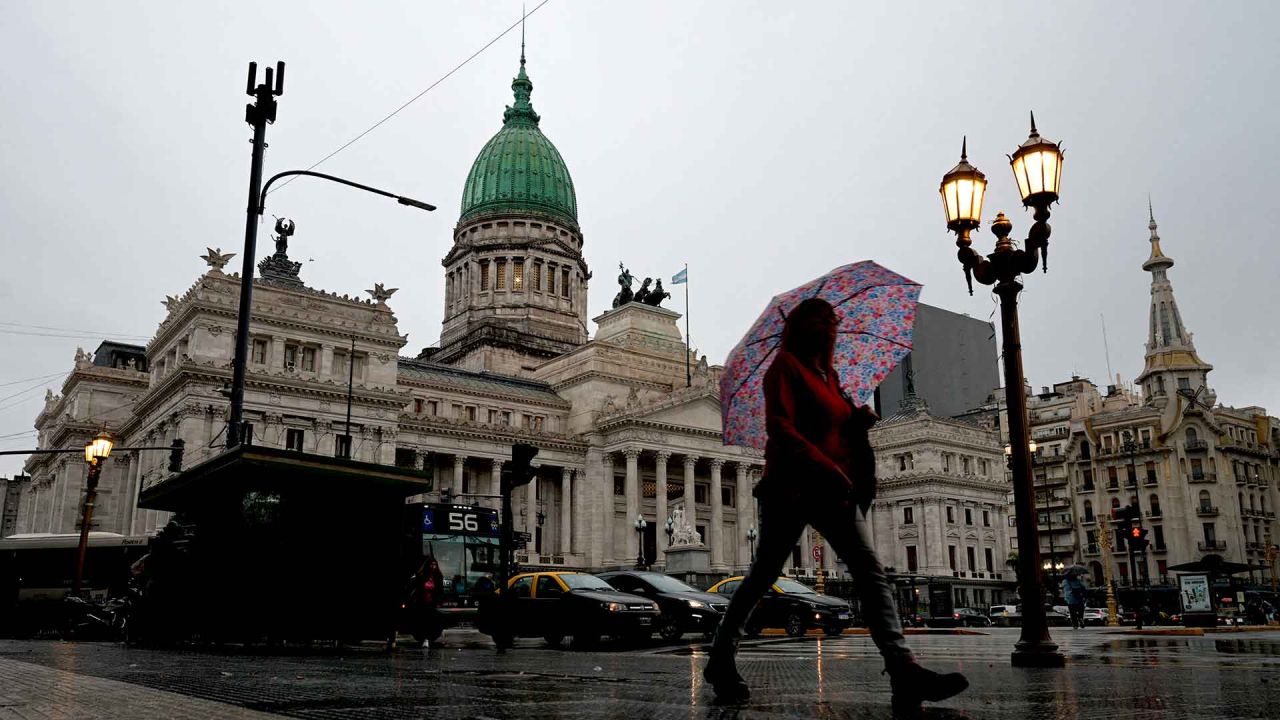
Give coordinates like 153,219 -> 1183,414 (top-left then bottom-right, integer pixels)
459,58 -> 578,230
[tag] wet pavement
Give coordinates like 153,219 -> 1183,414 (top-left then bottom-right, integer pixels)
1,627 -> 1279,718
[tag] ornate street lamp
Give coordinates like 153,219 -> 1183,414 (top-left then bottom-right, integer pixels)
943,114 -> 1065,668
73,431 -> 114,595
746,526 -> 758,565
634,515 -> 648,569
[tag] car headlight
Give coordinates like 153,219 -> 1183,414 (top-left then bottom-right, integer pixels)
814,612 -> 823,621
607,602 -> 624,612
686,599 -> 708,609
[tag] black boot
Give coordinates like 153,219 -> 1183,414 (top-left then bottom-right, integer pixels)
886,658 -> 968,716
704,654 -> 750,703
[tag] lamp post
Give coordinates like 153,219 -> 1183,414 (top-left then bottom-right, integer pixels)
1097,515 -> 1120,626
73,431 -> 114,596
634,515 -> 648,569
746,526 -> 758,566
1042,559 -> 1066,602
225,61 -> 435,448
942,115 -> 1065,668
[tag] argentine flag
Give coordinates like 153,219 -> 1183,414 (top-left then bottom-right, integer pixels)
671,267 -> 688,285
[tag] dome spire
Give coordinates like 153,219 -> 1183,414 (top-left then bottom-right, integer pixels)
504,8 -> 539,126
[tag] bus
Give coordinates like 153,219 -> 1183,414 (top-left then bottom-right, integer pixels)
413,503 -> 501,607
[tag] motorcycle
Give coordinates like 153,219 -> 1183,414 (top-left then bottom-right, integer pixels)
62,594 -> 126,641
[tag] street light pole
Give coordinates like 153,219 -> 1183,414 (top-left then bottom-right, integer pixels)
227,61 -> 283,448
222,64 -> 435,450
72,431 -> 114,596
634,515 -> 648,569
941,115 -> 1065,668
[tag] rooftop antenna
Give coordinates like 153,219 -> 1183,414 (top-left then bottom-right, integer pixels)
521,4 -> 527,66
1100,313 -> 1114,384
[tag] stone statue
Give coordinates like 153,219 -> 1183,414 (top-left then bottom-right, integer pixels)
611,263 -> 635,308
633,278 -> 653,304
365,283 -> 398,303
273,218 -> 296,255
200,247 -> 236,272
670,507 -> 703,546
643,279 -> 671,307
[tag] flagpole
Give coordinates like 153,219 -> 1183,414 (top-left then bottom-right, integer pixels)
684,263 -> 691,387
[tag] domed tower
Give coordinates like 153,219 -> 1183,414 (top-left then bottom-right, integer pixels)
434,49 -> 589,375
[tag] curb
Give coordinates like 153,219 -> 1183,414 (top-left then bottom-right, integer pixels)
758,627 -> 986,637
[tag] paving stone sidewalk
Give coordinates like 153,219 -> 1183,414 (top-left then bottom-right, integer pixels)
1,628 -> 1279,718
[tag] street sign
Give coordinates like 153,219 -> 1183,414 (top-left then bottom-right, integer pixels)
812,545 -> 823,561
515,531 -> 533,543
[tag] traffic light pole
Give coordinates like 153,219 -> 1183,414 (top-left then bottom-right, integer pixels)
495,443 -> 538,649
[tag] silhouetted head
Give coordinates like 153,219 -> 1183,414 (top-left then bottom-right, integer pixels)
782,298 -> 838,372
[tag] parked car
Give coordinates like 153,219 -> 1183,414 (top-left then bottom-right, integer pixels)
597,570 -> 727,641
477,571 -> 660,649
951,608 -> 993,627
706,576 -> 854,637
988,604 -> 1020,627
1082,607 -> 1106,626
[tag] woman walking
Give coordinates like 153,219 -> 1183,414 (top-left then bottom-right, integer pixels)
705,298 -> 968,713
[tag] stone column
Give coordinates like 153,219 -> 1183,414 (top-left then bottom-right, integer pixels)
602,453 -> 616,565
320,344 -> 335,376
735,462 -> 752,569
624,448 -> 640,562
655,451 -> 670,563
710,458 -> 725,570
560,467 -> 573,555
490,458 -> 504,503
453,455 -> 466,497
683,456 -> 697,519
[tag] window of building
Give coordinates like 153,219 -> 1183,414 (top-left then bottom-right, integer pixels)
982,510 -> 991,527
979,459 -> 989,475
1126,465 -> 1137,486
965,508 -> 973,525
1157,559 -> 1167,580
547,265 -> 556,295
903,507 -> 914,525
966,547 -> 976,572
1198,490 -> 1212,511
395,448 -> 417,468
285,428 -> 304,451
985,547 -> 994,572
427,400 -> 438,416
495,260 -> 506,290
532,262 -> 542,291
962,457 -> 972,474
1144,461 -> 1157,484
1202,523 -> 1217,545
948,545 -> 957,570
695,483 -> 709,505
466,406 -> 477,422
906,546 -> 918,572
1140,429 -> 1151,447
722,487 -> 735,507
1083,500 -> 1094,522
414,398 -> 424,414
335,434 -> 351,458
561,268 -> 571,298
487,409 -> 497,424
946,506 -> 955,523
284,344 -> 299,369
251,339 -> 268,365
480,261 -> 490,290
1190,458 -> 1204,480
1185,426 -> 1199,445
451,403 -> 463,418
301,347 -> 316,372
1082,468 -> 1094,490
942,454 -> 951,472
1118,561 -> 1129,580
613,476 -> 625,496
1177,377 -> 1191,391
512,261 -> 524,291
501,411 -> 511,426
1107,467 -> 1118,488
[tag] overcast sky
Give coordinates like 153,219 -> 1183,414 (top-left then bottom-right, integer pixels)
2,1 -> 1278,477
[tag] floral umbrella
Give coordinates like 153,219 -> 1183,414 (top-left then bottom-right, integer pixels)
720,261 -> 921,449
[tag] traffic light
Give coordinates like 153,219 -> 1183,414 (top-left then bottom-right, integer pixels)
1130,526 -> 1149,553
167,438 -> 185,472
503,443 -> 539,492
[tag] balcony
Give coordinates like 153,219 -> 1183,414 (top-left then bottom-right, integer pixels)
1143,474 -> 1160,487
1235,474 -> 1248,486
1186,439 -> 1209,452
1187,472 -> 1216,484
1081,515 -> 1097,525
1246,542 -> 1261,552
1196,505 -> 1220,517
1078,484 -> 1096,493
1083,544 -> 1101,556
1197,540 -> 1227,552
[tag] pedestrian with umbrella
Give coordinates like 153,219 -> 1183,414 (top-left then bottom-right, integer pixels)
1061,565 -> 1088,629
706,261 -> 968,714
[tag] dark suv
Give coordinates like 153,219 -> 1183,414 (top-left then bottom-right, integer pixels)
707,576 -> 854,637
598,570 -> 727,641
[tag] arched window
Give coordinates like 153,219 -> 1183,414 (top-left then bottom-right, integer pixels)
1198,490 -> 1211,511
1110,497 -> 1120,511
1185,427 -> 1199,445
1149,494 -> 1161,517
1083,500 -> 1094,522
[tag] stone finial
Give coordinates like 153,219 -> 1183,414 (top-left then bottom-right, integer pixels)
366,283 -> 399,303
200,247 -> 236,272
161,295 -> 179,311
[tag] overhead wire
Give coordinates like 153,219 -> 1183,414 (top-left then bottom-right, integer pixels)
267,0 -> 553,196
0,371 -> 69,389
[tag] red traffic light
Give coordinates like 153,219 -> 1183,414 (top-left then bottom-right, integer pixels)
1131,527 -> 1142,538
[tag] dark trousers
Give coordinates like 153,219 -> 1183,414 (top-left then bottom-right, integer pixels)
711,501 -> 911,664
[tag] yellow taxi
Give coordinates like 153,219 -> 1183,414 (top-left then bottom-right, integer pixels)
478,571 -> 661,648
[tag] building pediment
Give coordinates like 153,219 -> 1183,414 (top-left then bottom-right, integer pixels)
603,393 -> 724,434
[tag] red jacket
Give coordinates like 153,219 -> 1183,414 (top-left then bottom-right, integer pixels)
756,350 -> 877,507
